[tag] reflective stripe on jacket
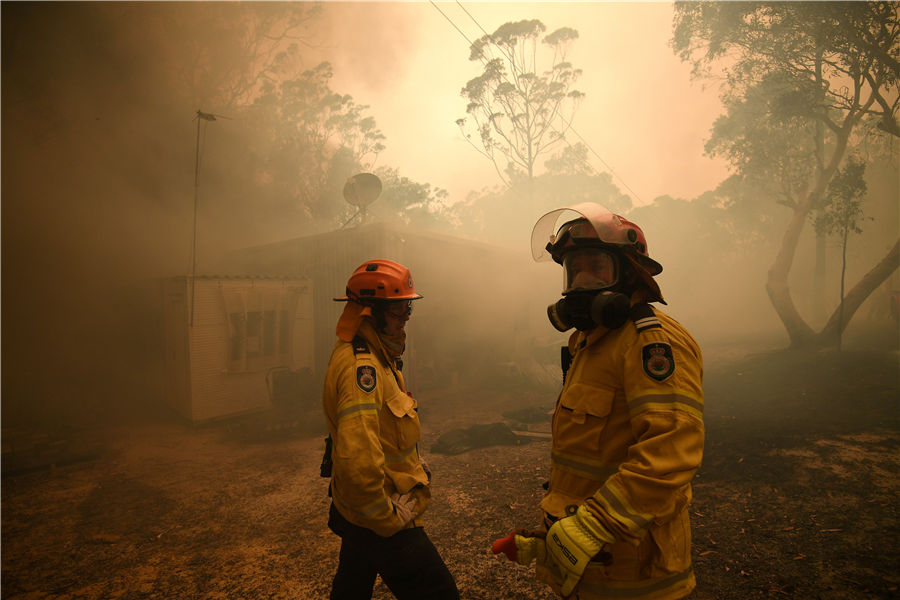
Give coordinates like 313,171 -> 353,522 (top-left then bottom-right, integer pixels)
538,304 -> 704,600
322,320 -> 430,537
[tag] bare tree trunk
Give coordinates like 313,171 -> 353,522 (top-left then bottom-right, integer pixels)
766,123 -> 854,348
837,228 -> 848,351
766,195 -> 817,347
814,230 -> 827,323
817,238 -> 900,346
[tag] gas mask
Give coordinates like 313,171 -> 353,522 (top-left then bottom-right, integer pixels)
547,290 -> 630,332
546,247 -> 631,332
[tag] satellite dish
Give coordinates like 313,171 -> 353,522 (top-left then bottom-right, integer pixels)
343,172 -> 382,208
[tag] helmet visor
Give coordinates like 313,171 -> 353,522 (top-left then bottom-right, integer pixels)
531,203 -> 635,262
562,248 -> 619,294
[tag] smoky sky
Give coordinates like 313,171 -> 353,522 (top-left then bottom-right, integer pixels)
2,2 -> 897,429
0,2 -> 432,423
3,4 -> 216,413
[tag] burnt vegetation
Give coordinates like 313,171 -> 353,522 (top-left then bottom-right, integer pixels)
2,345 -> 898,599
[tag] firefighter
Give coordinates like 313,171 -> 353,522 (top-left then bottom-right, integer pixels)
493,203 -> 705,600
322,259 -> 458,600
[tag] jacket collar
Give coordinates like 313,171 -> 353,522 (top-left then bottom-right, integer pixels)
357,319 -> 396,369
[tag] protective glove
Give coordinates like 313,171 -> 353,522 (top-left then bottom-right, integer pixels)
390,492 -> 419,526
491,529 -> 548,566
545,505 -> 615,597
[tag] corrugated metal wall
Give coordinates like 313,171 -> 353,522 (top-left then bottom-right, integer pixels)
224,223 -> 551,395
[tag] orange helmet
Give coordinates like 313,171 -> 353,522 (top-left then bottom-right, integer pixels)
531,203 -> 664,302
334,259 -> 423,305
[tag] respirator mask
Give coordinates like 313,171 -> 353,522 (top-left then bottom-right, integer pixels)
547,291 -> 630,332
546,248 -> 630,332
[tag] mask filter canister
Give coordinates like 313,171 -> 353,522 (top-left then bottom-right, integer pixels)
547,291 -> 630,332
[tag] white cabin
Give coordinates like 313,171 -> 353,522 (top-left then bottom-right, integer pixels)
162,275 -> 314,422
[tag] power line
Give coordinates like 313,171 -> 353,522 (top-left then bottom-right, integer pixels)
562,120 -> 645,205
453,0 -> 510,68
455,1 -> 490,38
432,1 -> 646,205
428,0 -> 477,48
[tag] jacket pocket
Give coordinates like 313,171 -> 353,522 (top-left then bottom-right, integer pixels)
646,507 -> 692,576
384,391 -> 421,450
553,382 -> 616,451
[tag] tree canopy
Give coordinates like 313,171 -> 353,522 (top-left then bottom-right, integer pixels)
672,1 -> 900,348
457,19 -> 585,190
245,61 -> 386,228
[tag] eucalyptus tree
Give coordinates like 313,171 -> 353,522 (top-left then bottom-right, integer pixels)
358,167 -> 452,232
456,19 -> 585,193
247,62 -> 386,228
673,1 -> 900,348
155,2 -> 322,110
449,145 -> 631,248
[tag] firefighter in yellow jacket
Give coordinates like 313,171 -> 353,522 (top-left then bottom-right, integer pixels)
492,203 -> 704,600
322,259 -> 458,600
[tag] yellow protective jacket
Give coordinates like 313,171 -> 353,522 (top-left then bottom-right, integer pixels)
538,303 -> 704,600
322,320 -> 431,537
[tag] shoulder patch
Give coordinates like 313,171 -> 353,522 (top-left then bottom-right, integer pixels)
642,342 -> 675,381
356,365 -> 377,393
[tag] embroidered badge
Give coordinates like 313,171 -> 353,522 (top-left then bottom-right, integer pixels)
642,343 -> 675,381
356,365 -> 377,392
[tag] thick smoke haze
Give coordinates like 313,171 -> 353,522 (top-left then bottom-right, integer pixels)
2,2 -> 897,431
315,2 -> 735,205
2,6 -> 898,599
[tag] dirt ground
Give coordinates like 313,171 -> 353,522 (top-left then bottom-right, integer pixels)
2,344 -> 898,599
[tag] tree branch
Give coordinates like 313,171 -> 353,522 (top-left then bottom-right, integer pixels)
818,238 -> 900,343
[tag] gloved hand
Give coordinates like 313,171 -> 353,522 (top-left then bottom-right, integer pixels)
491,529 -> 548,566
390,492 -> 419,525
545,505 -> 615,597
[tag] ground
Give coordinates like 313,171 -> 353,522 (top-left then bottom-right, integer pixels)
2,345 -> 898,599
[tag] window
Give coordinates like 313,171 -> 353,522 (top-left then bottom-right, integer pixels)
228,313 -> 245,362
223,284 -> 301,373
278,309 -> 291,355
